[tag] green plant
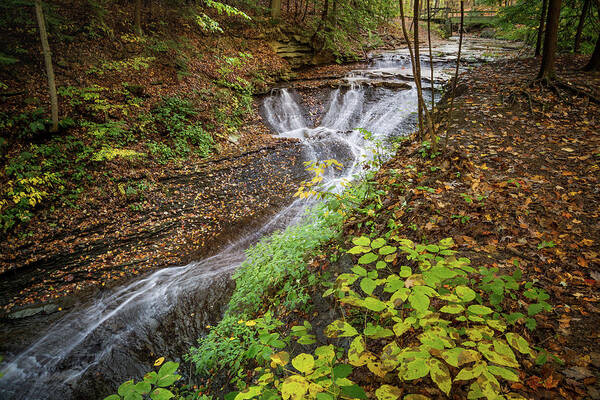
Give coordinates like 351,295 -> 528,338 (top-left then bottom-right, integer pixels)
1,137 -> 92,231
147,141 -> 176,164
153,96 -> 214,159
103,360 -> 181,400
92,146 -> 145,162
87,56 -> 156,75
187,204 -> 343,378
225,234 -> 549,400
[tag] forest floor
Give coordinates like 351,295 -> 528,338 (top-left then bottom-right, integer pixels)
336,55 -> 600,398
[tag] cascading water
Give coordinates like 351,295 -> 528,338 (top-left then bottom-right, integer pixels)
0,38 -> 512,400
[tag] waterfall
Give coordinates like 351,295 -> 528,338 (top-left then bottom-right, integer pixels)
1,44 -> 447,400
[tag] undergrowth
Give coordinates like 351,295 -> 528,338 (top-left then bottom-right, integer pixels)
186,203 -> 344,379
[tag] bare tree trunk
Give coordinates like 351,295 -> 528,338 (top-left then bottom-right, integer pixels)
302,0 -> 309,21
574,0 -> 590,53
584,33 -> 600,70
443,0 -> 463,151
537,0 -> 562,81
134,0 -> 143,36
413,0 -> 424,138
427,0 -> 435,110
535,0 -> 548,57
399,0 -> 434,143
271,0 -> 282,18
35,0 -> 58,133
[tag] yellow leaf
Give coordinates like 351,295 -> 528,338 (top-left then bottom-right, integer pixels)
154,357 -> 165,366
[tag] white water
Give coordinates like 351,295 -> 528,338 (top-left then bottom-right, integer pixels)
0,43 -> 475,399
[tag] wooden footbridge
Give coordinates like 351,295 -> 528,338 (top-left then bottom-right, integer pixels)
420,7 -> 498,32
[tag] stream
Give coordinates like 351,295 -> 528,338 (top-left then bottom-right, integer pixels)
0,37 -> 522,400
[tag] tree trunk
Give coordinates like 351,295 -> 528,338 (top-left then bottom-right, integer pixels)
584,34 -> 600,70
427,0 -> 435,109
443,0 -> 463,151
271,0 -> 282,18
574,0 -> 590,53
321,0 -> 329,21
413,0 -> 424,138
34,0 -> 58,133
537,0 -> 562,81
535,0 -> 548,57
134,0 -> 143,36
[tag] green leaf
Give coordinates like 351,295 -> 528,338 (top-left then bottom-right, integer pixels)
118,380 -> 135,397
455,361 -> 486,381
428,358 -> 451,395
408,289 -> 430,314
505,333 -> 534,356
340,384 -> 367,399
527,303 -> 544,316
124,393 -> 142,400
477,371 -> 501,399
425,244 -> 440,253
478,341 -> 519,368
349,245 -> 371,254
352,265 -> 367,276
104,396 -> 121,400
468,305 -> 493,315
358,252 -> 378,264
348,336 -> 373,367
156,374 -> 179,387
525,318 -> 537,330
353,236 -> 371,247
316,393 -> 334,400
134,381 -> 151,394
360,278 -> 377,295
157,361 -> 179,378
235,386 -> 262,400
439,304 -> 464,314
371,238 -> 386,249
281,375 -> 308,400
333,364 -> 353,379
401,359 -> 430,380
143,371 -> 158,385
364,324 -> 394,339
292,353 -> 315,374
376,261 -> 387,269
399,266 -> 412,278
440,348 -> 481,367
487,365 -> 519,382
393,320 -> 412,337
379,245 -> 397,255
325,320 -> 358,338
375,385 -> 402,400
403,395 -> 430,400
486,319 -> 507,332
456,286 -> 476,302
150,388 -> 174,400
363,297 -> 387,312
505,312 -> 524,324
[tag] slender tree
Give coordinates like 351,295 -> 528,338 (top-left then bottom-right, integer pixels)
443,0 -> 463,151
574,0 -> 590,53
584,33 -> 600,70
399,0 -> 434,143
535,0 -> 548,57
271,0 -> 282,18
413,0 -> 425,138
537,0 -> 562,81
427,0 -> 435,110
34,0 -> 58,133
134,0 -> 143,36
